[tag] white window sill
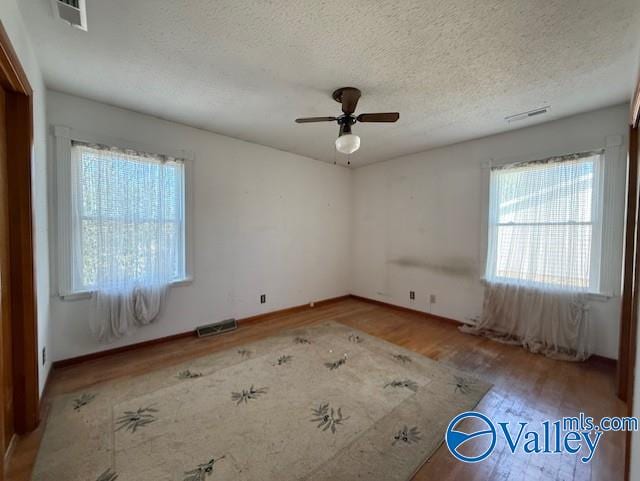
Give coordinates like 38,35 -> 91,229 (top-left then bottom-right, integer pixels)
586,292 -> 613,302
59,277 -> 193,301
479,278 -> 612,302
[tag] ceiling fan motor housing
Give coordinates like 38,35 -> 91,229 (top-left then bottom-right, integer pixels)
332,87 -> 362,106
338,114 -> 356,136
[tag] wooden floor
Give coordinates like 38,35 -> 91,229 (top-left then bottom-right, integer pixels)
5,297 -> 626,481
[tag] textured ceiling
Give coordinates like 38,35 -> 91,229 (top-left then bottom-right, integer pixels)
19,0 -> 640,166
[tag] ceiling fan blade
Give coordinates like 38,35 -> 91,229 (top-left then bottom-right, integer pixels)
340,88 -> 361,114
295,116 -> 337,123
356,112 -> 400,123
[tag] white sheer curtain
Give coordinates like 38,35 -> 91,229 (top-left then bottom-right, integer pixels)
70,142 -> 185,342
461,151 -> 603,360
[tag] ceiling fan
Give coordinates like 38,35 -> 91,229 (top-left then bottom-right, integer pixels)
295,87 -> 399,155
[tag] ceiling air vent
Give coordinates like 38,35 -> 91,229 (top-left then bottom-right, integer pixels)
505,106 -> 550,123
51,0 -> 87,31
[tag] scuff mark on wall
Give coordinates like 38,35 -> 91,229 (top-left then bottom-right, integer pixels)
388,256 -> 476,277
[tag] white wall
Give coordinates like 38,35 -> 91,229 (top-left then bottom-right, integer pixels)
47,91 -> 352,361
351,104 -> 629,360
47,98 -> 628,361
1,0 -> 52,394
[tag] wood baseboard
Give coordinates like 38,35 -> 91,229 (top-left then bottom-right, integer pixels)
590,354 -> 617,367
348,294 -> 462,326
49,293 -> 616,370
52,331 -> 195,369
349,295 -> 618,364
239,295 -> 349,326
52,294 -> 351,368
38,366 -> 53,415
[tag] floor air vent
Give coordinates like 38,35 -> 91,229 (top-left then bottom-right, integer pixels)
196,319 -> 237,338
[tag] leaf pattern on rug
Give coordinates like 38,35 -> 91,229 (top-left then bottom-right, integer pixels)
384,379 -> 419,393
115,406 -> 158,433
73,393 -> 96,411
453,376 -> 474,394
391,354 -> 412,364
310,403 -> 350,433
294,336 -> 311,344
96,468 -> 118,481
237,349 -> 251,358
177,369 -> 203,380
29,323 -> 491,481
231,386 -> 268,405
276,355 -> 293,365
183,457 -> 225,481
324,357 -> 347,370
348,334 -> 363,344
392,426 -> 422,446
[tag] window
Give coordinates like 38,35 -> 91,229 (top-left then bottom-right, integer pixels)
68,141 -> 187,293
485,151 -> 603,291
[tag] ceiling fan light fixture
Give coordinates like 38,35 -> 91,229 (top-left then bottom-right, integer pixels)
295,87 -> 398,157
335,133 -> 360,154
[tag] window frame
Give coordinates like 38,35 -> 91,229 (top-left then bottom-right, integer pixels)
54,126 -> 194,299
480,137 -> 625,299
484,153 -> 603,292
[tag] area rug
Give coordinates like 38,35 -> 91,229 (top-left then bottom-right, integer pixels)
31,321 -> 491,481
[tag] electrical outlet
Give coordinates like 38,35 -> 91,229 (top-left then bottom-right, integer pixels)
430,294 -> 436,304
42,347 -> 46,366
260,294 -> 266,304
409,291 -> 415,300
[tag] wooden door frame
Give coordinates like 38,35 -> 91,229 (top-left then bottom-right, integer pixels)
0,20 -> 40,438
619,120 -> 639,402
622,72 -> 640,481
